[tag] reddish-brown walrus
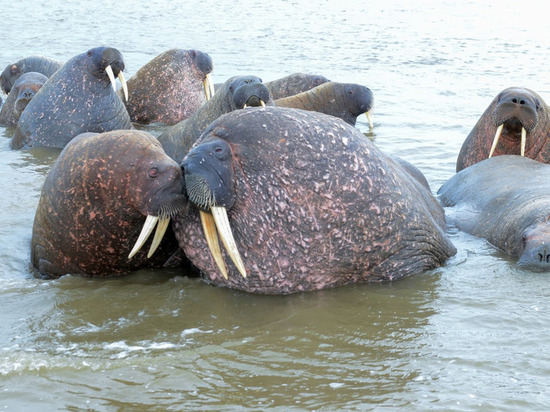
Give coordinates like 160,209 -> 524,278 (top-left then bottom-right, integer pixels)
174,107 -> 456,294
456,87 -> 550,171
31,130 -> 187,278
275,81 -> 374,127
121,49 -> 214,125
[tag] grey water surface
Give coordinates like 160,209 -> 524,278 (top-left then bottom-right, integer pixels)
2,0 -> 550,410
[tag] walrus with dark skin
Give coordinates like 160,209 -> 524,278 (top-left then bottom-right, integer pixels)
121,48 -> 215,125
0,72 -> 48,126
175,107 -> 456,294
439,155 -> 550,271
0,55 -> 62,94
275,81 -> 374,128
11,46 -> 132,150
31,130 -> 187,278
157,75 -> 273,163
456,87 -> 550,171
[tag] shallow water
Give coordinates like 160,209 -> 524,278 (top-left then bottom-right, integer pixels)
2,0 -> 550,410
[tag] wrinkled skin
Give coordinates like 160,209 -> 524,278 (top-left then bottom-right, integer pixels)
0,55 -> 62,94
275,81 -> 373,126
456,87 -> 550,171
0,72 -> 48,126
439,155 -> 550,271
11,46 -> 132,150
32,130 -> 187,278
175,107 -> 456,294
121,49 -> 213,125
158,75 -> 274,163
264,73 -> 330,99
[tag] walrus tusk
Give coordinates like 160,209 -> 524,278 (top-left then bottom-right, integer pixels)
147,216 -> 170,258
128,215 -> 158,259
365,111 -> 374,130
119,71 -> 129,102
200,210 -> 228,279
260,100 -> 266,107
521,127 -> 526,157
203,73 -> 214,101
243,100 -> 266,109
211,206 -> 247,278
488,124 -> 504,158
105,65 -> 117,93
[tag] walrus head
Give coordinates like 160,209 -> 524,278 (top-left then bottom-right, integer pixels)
517,218 -> 550,272
85,46 -> 129,102
229,75 -> 272,109
180,137 -> 247,279
489,87 -> 541,158
185,49 -> 215,100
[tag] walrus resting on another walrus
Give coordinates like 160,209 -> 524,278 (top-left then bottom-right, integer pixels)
456,87 -> 550,171
31,130 -> 186,278
174,107 -> 456,294
439,155 -> 550,271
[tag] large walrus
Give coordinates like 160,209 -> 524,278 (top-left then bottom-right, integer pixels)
121,48 -> 214,125
157,75 -> 273,163
456,87 -> 550,171
31,130 -> 186,278
264,72 -> 330,99
439,155 -> 550,271
274,81 -> 374,128
0,55 -> 62,94
11,46 -> 132,150
174,107 -> 456,294
0,72 -> 48,126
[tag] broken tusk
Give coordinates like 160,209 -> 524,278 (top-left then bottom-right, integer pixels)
128,215 -> 159,259
105,65 -> 117,93
147,216 -> 170,258
211,206 -> 247,278
200,210 -> 228,279
488,124 -> 504,158
521,127 -> 526,157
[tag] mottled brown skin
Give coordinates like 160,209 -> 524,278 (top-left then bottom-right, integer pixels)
264,73 -> 330,99
157,75 -> 274,163
11,47 -> 132,150
121,49 -> 213,125
0,72 -> 48,126
439,155 -> 550,271
31,130 -> 186,278
0,55 -> 62,94
175,107 -> 456,294
275,81 -> 373,126
456,87 -> 550,171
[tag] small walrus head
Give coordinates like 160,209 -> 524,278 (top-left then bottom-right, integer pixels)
489,87 -> 542,158
180,137 -> 246,280
229,75 -> 273,109
84,46 -> 129,101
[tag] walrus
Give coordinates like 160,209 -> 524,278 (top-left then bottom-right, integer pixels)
157,75 -> 273,163
456,87 -> 550,171
0,72 -> 48,126
31,130 -> 187,278
11,46 -> 132,150
439,155 -> 550,271
263,73 -> 330,99
121,48 -> 214,125
274,81 -> 374,128
0,55 -> 62,94
174,107 -> 456,294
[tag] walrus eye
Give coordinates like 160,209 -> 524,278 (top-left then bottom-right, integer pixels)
148,167 -> 159,178
536,99 -> 541,110
87,50 -> 93,57
347,88 -> 354,96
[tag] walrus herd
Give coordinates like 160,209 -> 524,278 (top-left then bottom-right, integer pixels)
2,46 -> 549,294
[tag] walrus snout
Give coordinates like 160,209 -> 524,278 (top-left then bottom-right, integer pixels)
517,224 -> 550,272
493,89 -> 539,132
232,81 -> 272,109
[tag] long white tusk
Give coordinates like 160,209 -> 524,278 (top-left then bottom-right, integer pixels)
203,73 -> 214,101
365,111 -> 374,130
128,215 -> 158,259
118,71 -> 128,102
211,206 -> 247,278
200,210 -> 228,279
521,127 -> 526,157
260,100 -> 266,107
147,216 -> 170,258
488,124 -> 504,158
105,65 -> 117,93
